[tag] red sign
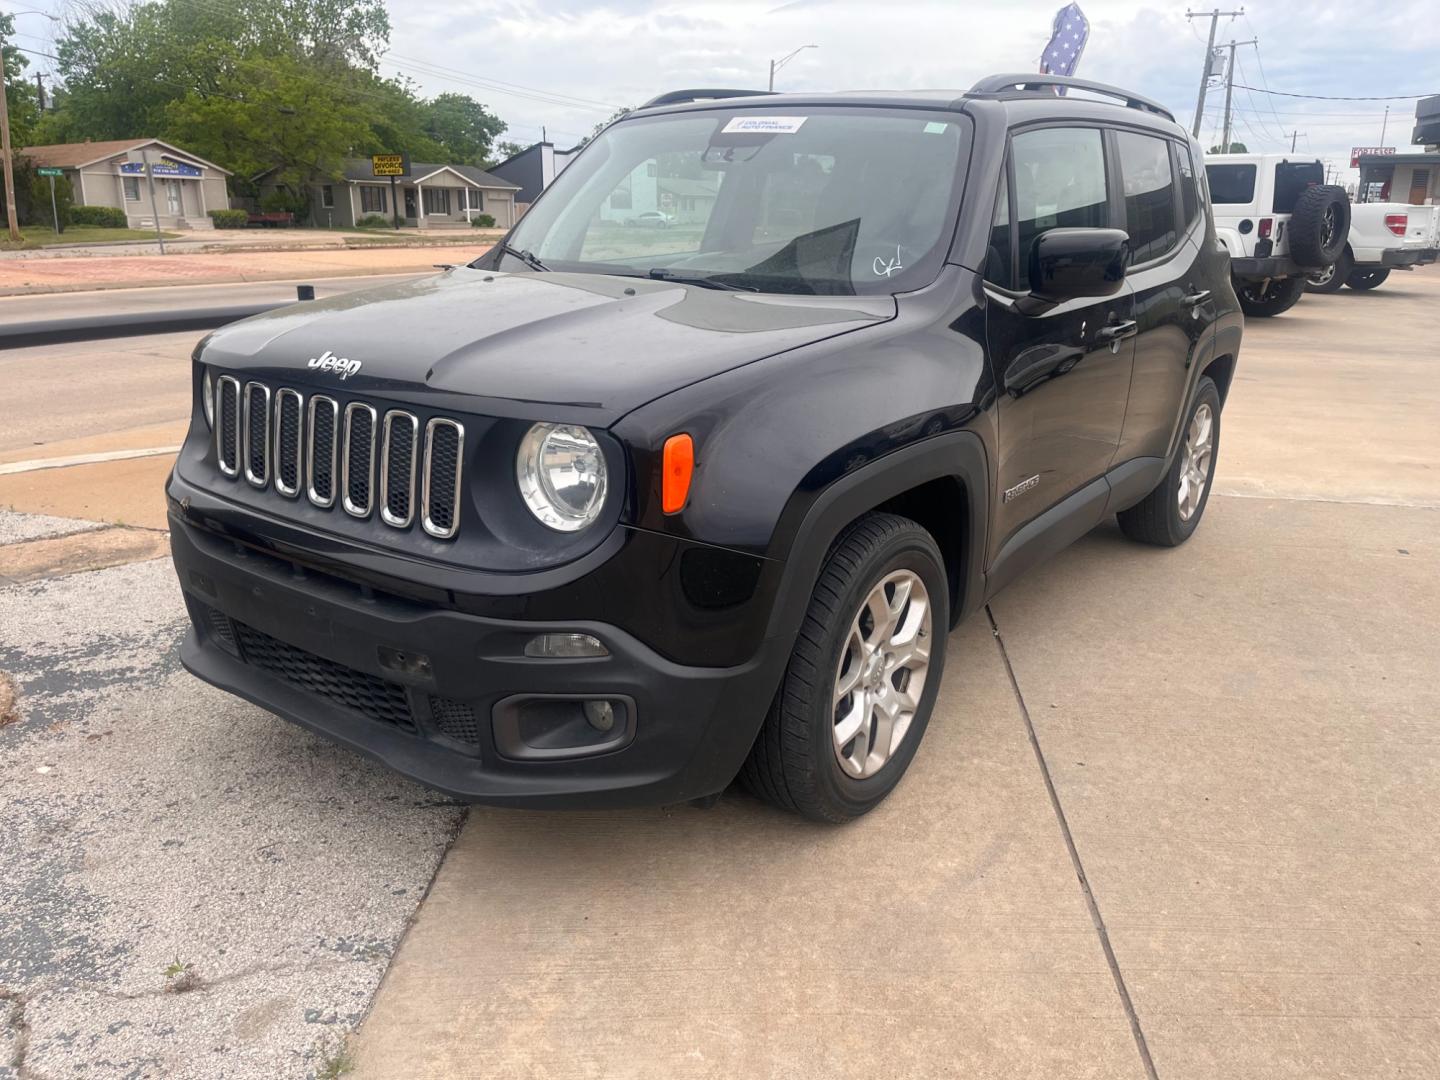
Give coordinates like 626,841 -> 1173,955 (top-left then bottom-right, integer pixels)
1351,146 -> 1396,168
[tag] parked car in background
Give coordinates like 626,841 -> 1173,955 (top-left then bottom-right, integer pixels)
1205,153 -> 1350,316
1307,202 -> 1440,292
626,210 -> 675,228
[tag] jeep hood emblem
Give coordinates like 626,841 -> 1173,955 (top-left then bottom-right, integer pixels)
308,350 -> 362,380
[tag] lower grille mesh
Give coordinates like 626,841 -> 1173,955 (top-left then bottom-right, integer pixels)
232,620 -> 415,732
429,697 -> 481,745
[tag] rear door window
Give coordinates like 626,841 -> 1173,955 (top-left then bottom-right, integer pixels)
1273,161 -> 1324,213
1205,164 -> 1257,204
1011,127 -> 1109,291
1115,130 -> 1179,263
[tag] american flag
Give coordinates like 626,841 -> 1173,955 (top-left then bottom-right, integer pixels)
1040,2 -> 1090,82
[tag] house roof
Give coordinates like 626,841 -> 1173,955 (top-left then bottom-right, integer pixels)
20,138 -> 232,174
339,159 -> 519,189
659,177 -> 721,198
489,141 -> 584,171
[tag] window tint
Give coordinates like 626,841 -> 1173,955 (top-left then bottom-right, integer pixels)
1176,144 -> 1201,228
1012,127 -> 1108,291
1115,130 -> 1178,263
985,169 -> 1012,288
1273,161 -> 1324,213
1205,163 -> 1256,204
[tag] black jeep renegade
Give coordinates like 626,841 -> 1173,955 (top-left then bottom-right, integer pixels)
168,74 -> 1242,822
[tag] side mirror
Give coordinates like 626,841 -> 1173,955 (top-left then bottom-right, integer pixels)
1019,228 -> 1129,314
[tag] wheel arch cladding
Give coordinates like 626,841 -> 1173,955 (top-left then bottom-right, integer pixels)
1201,353 -> 1237,406
763,431 -> 990,646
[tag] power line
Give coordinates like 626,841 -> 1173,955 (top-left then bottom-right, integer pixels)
1233,85 -> 1438,101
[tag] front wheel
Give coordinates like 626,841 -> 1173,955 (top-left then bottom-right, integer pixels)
1346,268 -> 1391,291
1117,376 -> 1221,547
1235,275 -> 1307,317
740,513 -> 948,822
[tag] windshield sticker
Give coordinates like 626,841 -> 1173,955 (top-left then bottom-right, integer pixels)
722,116 -> 808,135
923,121 -> 949,134
872,246 -> 904,278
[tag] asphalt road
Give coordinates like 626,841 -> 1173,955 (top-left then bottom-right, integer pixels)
2,269 -> 1439,1078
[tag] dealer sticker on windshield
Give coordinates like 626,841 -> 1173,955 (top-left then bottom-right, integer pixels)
722,116 -> 808,135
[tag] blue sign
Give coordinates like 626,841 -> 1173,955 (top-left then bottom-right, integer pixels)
120,156 -> 203,178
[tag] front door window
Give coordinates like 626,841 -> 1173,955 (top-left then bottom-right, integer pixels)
165,180 -> 182,216
405,189 -> 417,219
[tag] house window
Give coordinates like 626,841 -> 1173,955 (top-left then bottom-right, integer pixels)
360,186 -> 386,213
423,187 -> 450,215
321,185 -> 335,209
123,177 -> 141,202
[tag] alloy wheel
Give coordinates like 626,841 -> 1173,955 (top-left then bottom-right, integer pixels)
1177,403 -> 1214,522
832,570 -> 932,779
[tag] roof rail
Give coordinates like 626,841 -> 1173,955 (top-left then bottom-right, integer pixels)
638,88 -> 774,110
968,73 -> 1175,122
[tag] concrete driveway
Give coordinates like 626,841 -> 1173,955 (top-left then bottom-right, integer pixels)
2,270 -> 1437,1078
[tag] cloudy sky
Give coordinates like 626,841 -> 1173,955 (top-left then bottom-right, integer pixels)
378,0 -> 1439,183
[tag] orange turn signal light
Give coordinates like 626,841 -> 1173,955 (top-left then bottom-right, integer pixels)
662,434 -> 694,514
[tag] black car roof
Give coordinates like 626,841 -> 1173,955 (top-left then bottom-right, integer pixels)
630,78 -> 1190,140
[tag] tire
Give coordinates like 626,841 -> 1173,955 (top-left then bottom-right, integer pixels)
1235,274 -> 1306,317
1305,249 -> 1352,293
1117,376 -> 1221,547
1346,268 -> 1391,291
740,512 -> 949,823
1288,184 -> 1350,269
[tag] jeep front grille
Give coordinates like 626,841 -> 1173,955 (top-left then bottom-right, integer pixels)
207,377 -> 464,539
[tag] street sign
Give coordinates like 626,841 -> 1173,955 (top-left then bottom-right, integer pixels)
371,154 -> 410,177
1350,146 -> 1396,168
37,167 -> 63,177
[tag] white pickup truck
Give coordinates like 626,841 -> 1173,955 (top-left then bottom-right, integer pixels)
1306,203 -> 1440,292
1204,153 -> 1351,316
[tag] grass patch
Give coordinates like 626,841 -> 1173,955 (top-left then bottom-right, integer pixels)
0,225 -> 182,250
313,1035 -> 355,1079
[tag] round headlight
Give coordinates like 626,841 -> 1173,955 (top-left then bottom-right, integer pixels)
517,423 -> 608,531
202,368 -> 214,429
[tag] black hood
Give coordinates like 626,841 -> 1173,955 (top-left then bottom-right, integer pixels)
198,267 -> 895,425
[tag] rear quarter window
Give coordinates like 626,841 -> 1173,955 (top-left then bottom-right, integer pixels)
1273,161 -> 1324,214
1205,163 -> 1256,205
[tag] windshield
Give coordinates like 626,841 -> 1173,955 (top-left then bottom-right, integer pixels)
500,107 -> 971,295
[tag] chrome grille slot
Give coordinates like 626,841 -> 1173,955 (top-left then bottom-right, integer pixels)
215,375 -> 241,477
422,418 -> 464,540
380,411 -> 419,528
307,396 -> 338,508
242,381 -> 271,488
273,389 -> 304,498
342,402 -> 378,518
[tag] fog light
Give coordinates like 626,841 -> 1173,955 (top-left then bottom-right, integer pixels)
523,632 -> 607,658
584,699 -> 615,732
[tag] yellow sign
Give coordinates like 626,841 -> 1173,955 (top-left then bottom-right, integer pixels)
371,154 -> 409,177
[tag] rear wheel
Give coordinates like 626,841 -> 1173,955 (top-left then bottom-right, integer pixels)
1117,377 -> 1221,547
1306,250 -> 1352,293
1346,268 -> 1391,291
740,513 -> 948,823
1235,275 -> 1306,317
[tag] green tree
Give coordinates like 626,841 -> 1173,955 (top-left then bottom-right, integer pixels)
422,93 -> 506,166
2,13 -> 41,149
1208,141 -> 1248,154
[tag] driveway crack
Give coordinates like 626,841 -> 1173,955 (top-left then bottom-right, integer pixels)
986,606 -> 1160,1080
1,988 -> 33,1079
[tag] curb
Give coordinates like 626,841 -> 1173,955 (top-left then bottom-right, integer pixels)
0,302 -> 286,348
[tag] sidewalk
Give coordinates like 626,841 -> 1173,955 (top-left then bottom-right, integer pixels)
0,243 -> 494,296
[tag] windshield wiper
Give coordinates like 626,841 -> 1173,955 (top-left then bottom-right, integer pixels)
496,242 -> 549,272
646,268 -> 757,292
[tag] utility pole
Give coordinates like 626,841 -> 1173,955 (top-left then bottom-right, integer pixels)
1379,105 -> 1389,146
140,147 -> 166,255
767,44 -> 817,92
0,42 -> 19,241
1186,8 -> 1245,139
1289,129 -> 1305,152
1219,38 -> 1258,153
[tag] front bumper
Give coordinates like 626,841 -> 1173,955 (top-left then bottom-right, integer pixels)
170,515 -> 785,808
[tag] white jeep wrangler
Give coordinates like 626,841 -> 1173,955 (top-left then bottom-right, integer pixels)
1204,153 -> 1351,316
1306,202 -> 1440,293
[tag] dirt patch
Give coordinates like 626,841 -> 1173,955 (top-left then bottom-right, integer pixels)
0,527 -> 171,583
0,672 -> 17,727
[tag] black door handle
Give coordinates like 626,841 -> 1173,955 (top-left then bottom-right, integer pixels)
1183,290 -> 1212,305
1098,320 -> 1137,341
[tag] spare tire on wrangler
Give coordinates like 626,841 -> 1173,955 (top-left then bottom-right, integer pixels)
1288,185 -> 1350,269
